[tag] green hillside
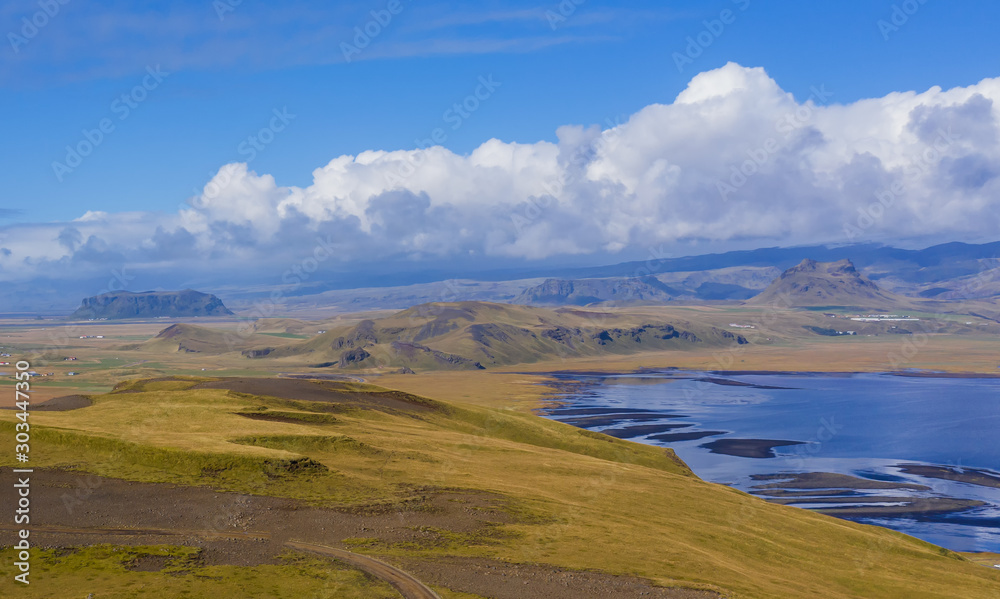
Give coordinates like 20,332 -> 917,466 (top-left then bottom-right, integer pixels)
3,377 -> 998,598
239,301 -> 750,371
142,323 -> 273,354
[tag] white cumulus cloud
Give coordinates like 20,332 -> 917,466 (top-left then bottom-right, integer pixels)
2,62 -> 1000,283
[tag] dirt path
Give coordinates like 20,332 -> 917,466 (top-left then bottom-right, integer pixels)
0,524 -> 440,599
286,540 -> 442,599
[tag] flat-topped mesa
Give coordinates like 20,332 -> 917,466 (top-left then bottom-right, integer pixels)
513,276 -> 682,306
747,259 -> 895,307
71,289 -> 234,320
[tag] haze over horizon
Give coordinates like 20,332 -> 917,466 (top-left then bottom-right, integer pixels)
3,0 -> 999,305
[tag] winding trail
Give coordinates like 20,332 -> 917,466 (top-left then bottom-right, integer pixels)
286,540 -> 442,599
1,524 -> 441,599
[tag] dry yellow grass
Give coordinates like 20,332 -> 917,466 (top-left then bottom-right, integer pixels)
3,379 -> 999,598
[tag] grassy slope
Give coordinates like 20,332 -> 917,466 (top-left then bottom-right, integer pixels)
180,300 -> 1000,376
140,323 -> 276,354
2,379 -> 998,598
252,301 -> 755,369
0,546 -> 399,598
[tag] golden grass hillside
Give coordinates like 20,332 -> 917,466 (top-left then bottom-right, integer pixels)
239,301 -> 755,370
2,377 -> 999,598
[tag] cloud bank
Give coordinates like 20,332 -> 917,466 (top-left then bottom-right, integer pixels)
2,63 -> 1000,284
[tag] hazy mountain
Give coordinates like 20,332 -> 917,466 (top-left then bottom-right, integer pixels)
512,277 -> 683,306
70,290 -> 234,320
747,259 -> 902,308
21,240 -> 998,316
230,241 -> 999,313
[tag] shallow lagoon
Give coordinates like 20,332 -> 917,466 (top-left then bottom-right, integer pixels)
542,371 -> 1000,552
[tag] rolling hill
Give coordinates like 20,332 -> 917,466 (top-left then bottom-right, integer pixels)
240,301 -> 749,371
4,376 -> 999,598
142,323 -> 272,354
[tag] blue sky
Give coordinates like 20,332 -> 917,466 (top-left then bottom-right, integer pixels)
2,0 -> 1000,308
4,0 -> 999,223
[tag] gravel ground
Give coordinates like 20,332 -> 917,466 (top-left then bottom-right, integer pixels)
0,468 -> 721,598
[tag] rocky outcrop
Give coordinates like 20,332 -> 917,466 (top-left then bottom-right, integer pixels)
71,289 -> 234,320
339,348 -> 372,367
590,324 -> 694,345
390,341 -> 485,370
468,323 -> 534,347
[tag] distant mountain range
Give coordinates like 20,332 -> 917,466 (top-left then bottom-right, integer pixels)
220,240 -> 999,312
566,241 -> 1000,283
71,290 -> 234,320
49,240 -> 1000,317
